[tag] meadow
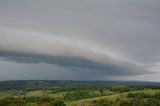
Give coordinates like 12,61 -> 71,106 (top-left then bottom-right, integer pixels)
0,81 -> 160,106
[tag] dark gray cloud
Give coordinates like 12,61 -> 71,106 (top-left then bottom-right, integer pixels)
0,28 -> 151,76
0,0 -> 160,81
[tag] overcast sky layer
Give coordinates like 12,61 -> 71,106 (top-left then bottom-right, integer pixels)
0,0 -> 160,81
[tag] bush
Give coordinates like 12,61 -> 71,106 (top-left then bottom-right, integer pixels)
154,92 -> 160,99
49,100 -> 66,106
141,98 -> 159,106
92,99 -> 112,106
109,86 -> 130,93
0,97 -> 25,106
64,90 -> 91,101
119,100 -> 131,106
127,92 -> 153,98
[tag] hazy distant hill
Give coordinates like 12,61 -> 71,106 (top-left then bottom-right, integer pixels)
0,80 -> 160,90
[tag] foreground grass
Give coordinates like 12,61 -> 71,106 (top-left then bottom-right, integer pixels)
67,89 -> 160,106
0,91 -> 15,99
0,88 -> 160,106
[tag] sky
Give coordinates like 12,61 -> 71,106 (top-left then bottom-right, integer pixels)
0,0 -> 160,81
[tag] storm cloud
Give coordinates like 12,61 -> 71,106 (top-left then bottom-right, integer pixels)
0,0 -> 160,81
0,28 -> 151,76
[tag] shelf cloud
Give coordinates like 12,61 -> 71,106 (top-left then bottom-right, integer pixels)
0,28 -> 153,76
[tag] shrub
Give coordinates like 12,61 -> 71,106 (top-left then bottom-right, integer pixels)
0,97 -> 25,106
49,100 -> 66,106
119,100 -> 131,106
127,92 -> 153,98
154,92 -> 160,99
92,99 -> 112,106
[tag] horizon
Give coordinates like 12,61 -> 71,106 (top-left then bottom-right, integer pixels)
0,79 -> 160,83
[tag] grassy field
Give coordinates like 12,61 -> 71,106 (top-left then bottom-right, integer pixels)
0,90 -> 15,99
0,86 -> 160,106
67,89 -> 160,106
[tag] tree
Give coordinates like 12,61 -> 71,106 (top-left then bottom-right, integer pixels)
99,87 -> 105,96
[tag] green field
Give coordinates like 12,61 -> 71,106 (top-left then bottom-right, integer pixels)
67,89 -> 160,106
0,86 -> 160,106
